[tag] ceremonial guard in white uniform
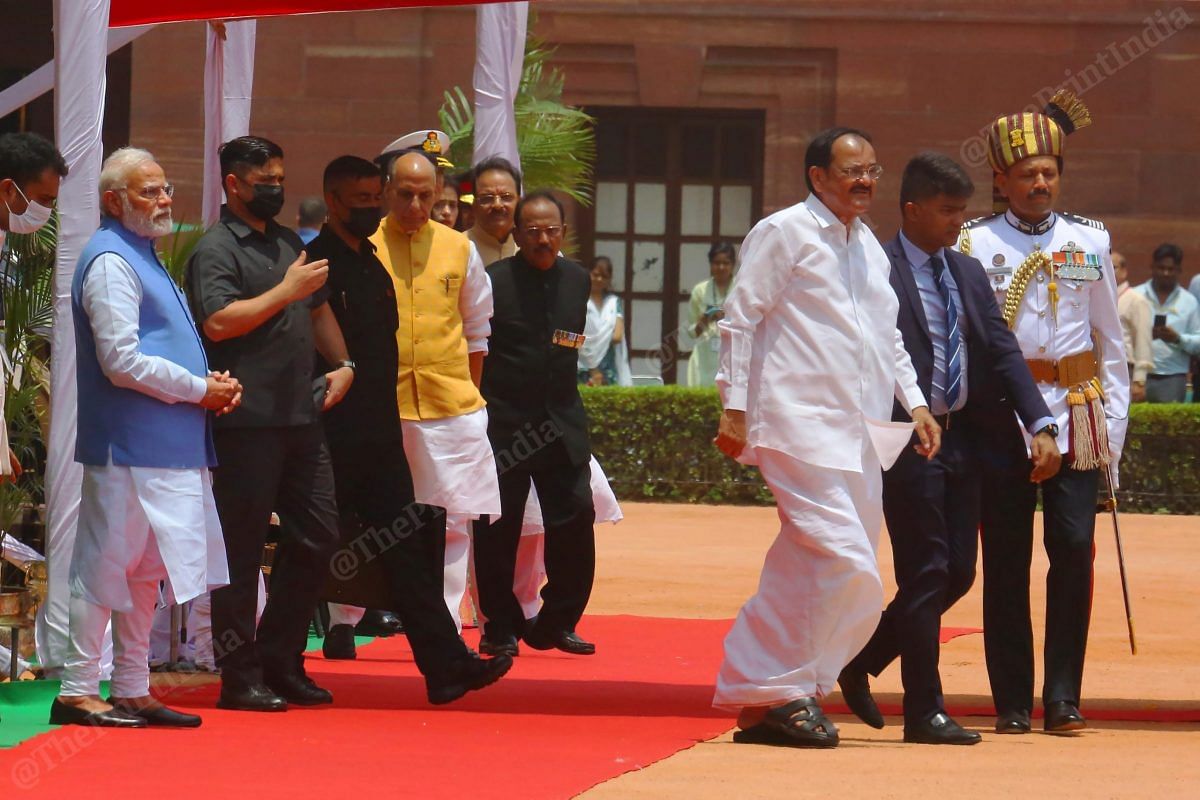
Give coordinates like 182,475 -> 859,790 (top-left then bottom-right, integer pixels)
957,91 -> 1128,735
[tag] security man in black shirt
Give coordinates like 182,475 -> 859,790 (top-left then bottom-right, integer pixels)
307,155 -> 511,703
474,191 -> 598,656
186,136 -> 348,712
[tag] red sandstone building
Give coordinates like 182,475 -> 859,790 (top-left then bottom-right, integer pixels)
4,1 -> 1197,381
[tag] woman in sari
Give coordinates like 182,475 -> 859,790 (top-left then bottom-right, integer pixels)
578,256 -> 630,386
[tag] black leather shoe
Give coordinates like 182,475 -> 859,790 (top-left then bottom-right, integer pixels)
322,624 -> 358,660
264,671 -> 333,706
524,628 -> 595,655
217,683 -> 288,712
1044,701 -> 1086,733
49,699 -> 147,728
479,632 -> 520,657
837,667 -> 884,729
995,709 -> 1032,734
904,712 -> 981,745
110,699 -> 202,728
427,653 -> 513,705
355,609 -> 403,637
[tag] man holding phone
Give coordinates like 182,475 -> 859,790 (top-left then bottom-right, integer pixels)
1137,244 -> 1200,403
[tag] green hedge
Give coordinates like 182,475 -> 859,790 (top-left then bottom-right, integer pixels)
583,387 -> 1200,514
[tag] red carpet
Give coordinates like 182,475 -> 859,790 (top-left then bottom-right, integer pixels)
0,615 -> 732,797
940,625 -> 983,643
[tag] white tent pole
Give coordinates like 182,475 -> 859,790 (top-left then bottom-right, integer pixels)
36,0 -> 112,676
0,26 -> 153,121
472,1 -> 527,170
202,20 -> 257,227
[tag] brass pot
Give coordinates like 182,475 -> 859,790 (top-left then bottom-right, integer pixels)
0,585 -> 33,625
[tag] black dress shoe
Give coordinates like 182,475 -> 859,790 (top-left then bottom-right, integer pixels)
904,712 -> 981,745
995,709 -> 1032,734
479,632 -> 520,658
427,653 -> 513,705
837,667 -> 884,729
110,699 -> 202,728
524,628 -> 596,655
217,683 -> 288,712
355,609 -> 403,637
264,671 -> 333,706
49,699 -> 147,728
322,624 -> 358,660
1044,701 -> 1086,733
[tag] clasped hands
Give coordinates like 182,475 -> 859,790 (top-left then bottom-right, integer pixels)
201,371 -> 243,416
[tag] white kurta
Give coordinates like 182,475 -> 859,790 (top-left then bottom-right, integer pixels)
512,455 -> 622,620
718,194 -> 926,472
401,408 -> 501,518
712,194 -> 925,710
70,253 -> 228,613
520,455 -> 623,533
400,236 -> 499,515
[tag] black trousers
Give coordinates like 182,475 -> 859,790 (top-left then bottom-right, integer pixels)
210,424 -> 340,688
848,420 -> 979,725
326,436 -> 466,676
980,429 -> 1100,715
474,439 -> 595,639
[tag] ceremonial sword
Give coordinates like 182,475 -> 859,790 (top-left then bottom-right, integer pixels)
1101,466 -> 1137,655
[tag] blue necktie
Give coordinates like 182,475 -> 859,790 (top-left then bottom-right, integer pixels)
930,255 -> 962,410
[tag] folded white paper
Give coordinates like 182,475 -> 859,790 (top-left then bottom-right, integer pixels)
865,417 -> 917,471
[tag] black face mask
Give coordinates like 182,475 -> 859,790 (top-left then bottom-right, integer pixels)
343,205 -> 382,240
245,183 -> 284,221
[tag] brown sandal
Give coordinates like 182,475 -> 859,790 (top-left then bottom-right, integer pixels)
733,698 -> 839,748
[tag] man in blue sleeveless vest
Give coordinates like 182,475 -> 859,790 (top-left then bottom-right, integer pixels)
50,148 -> 241,728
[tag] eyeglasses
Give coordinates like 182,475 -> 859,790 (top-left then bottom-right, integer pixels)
836,164 -> 883,181
120,183 -> 175,200
476,192 -> 517,207
521,225 -> 563,239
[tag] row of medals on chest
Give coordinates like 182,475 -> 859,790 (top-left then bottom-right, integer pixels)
991,240 -> 1101,330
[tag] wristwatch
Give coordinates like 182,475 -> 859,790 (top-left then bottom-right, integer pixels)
1036,422 -> 1059,438
336,359 -> 356,372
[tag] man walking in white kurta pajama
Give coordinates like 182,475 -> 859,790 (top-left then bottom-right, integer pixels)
50,149 -> 240,728
713,127 -> 941,748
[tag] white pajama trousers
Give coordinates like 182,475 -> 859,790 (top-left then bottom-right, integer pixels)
60,534 -> 165,699
713,447 -> 885,711
443,514 -> 473,631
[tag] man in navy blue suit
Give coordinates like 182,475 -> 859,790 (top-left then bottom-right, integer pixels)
838,152 -> 1061,744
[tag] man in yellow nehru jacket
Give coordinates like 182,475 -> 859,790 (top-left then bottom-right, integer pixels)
956,90 -> 1128,736
325,130 -> 484,643
369,149 -> 501,640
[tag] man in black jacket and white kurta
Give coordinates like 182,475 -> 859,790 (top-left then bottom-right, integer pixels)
474,191 -> 597,657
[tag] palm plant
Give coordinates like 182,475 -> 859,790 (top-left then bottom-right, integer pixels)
160,221 -> 205,286
439,26 -> 596,206
0,215 -> 56,533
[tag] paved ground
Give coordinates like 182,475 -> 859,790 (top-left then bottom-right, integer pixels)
581,503 -> 1200,798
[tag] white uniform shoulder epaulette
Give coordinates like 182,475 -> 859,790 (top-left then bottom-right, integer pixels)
1060,211 -> 1107,232
957,213 -> 1000,255
963,213 -> 1000,229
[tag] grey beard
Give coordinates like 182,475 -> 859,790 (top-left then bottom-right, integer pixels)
120,196 -> 173,239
